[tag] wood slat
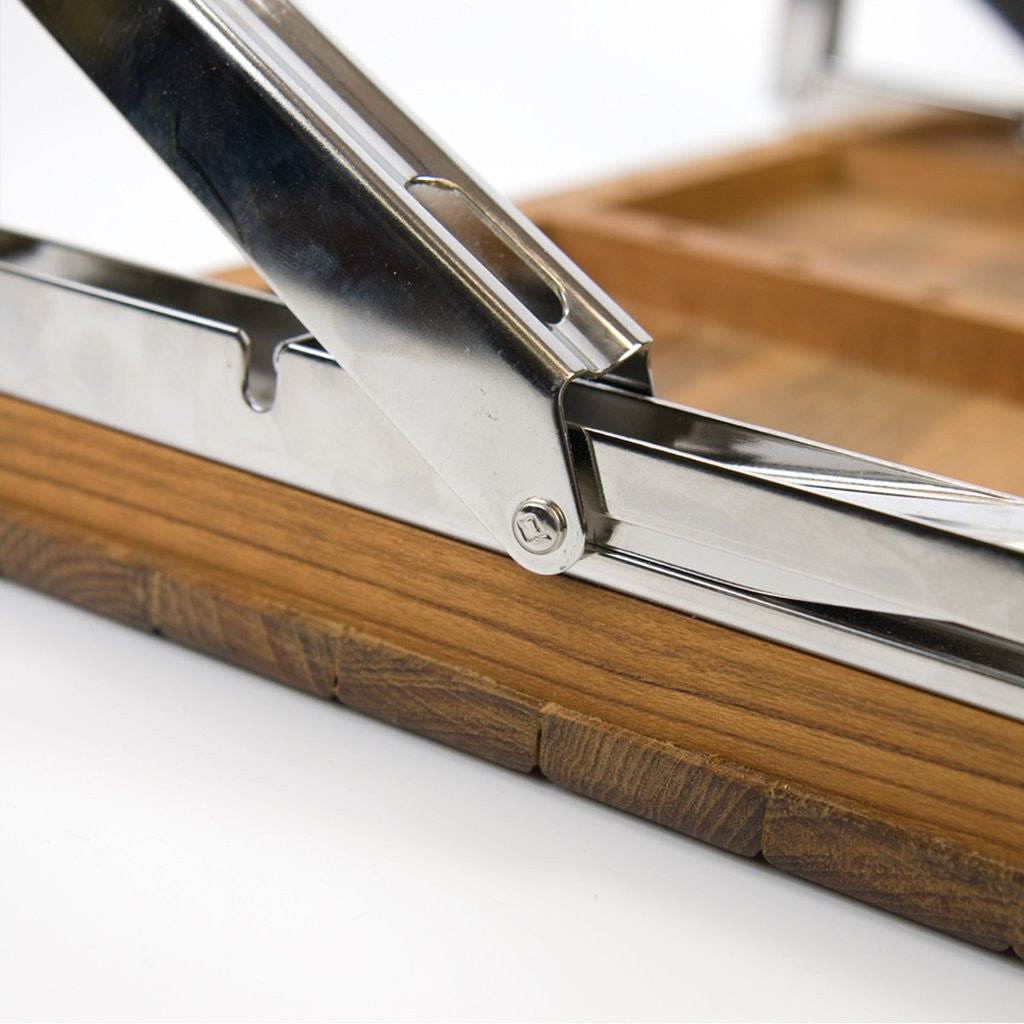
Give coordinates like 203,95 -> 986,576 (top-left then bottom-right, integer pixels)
2,395 -> 1023,953
539,706 -> 770,857
762,791 -> 1024,951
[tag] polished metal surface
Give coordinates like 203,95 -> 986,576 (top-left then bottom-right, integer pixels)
3,231 -> 1024,722
0,230 -> 487,547
22,0 -> 652,574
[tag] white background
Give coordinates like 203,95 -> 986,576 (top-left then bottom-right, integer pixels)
2,1 -> 1024,1020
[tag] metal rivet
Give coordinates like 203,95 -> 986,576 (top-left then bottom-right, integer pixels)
512,498 -> 567,555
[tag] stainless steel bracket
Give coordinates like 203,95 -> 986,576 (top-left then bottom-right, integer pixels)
3,230 -> 1024,723
22,0 -> 652,574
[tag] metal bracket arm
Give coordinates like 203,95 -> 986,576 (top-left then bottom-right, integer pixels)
23,0 -> 652,573
4,231 -> 1024,723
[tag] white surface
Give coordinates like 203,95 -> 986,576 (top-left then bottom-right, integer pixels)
2,1 -> 1024,1020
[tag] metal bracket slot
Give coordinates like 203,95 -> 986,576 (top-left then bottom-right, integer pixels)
22,0 -> 653,574
4,229 -> 1024,723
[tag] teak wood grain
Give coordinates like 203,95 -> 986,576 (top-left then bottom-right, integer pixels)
5,108 -> 1024,954
2,395 -> 1023,953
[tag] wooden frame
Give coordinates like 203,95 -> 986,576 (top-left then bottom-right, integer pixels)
526,109 -> 1024,405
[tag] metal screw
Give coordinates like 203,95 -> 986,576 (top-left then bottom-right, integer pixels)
512,498 -> 567,555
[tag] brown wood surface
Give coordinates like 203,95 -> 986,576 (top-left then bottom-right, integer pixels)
525,110 -> 1024,405
2,394 -> 1023,953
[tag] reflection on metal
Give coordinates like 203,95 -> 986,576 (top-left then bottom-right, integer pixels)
21,0 -> 653,574
3,231 -> 1024,722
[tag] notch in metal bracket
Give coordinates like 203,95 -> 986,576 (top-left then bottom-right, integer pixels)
23,0 -> 653,574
